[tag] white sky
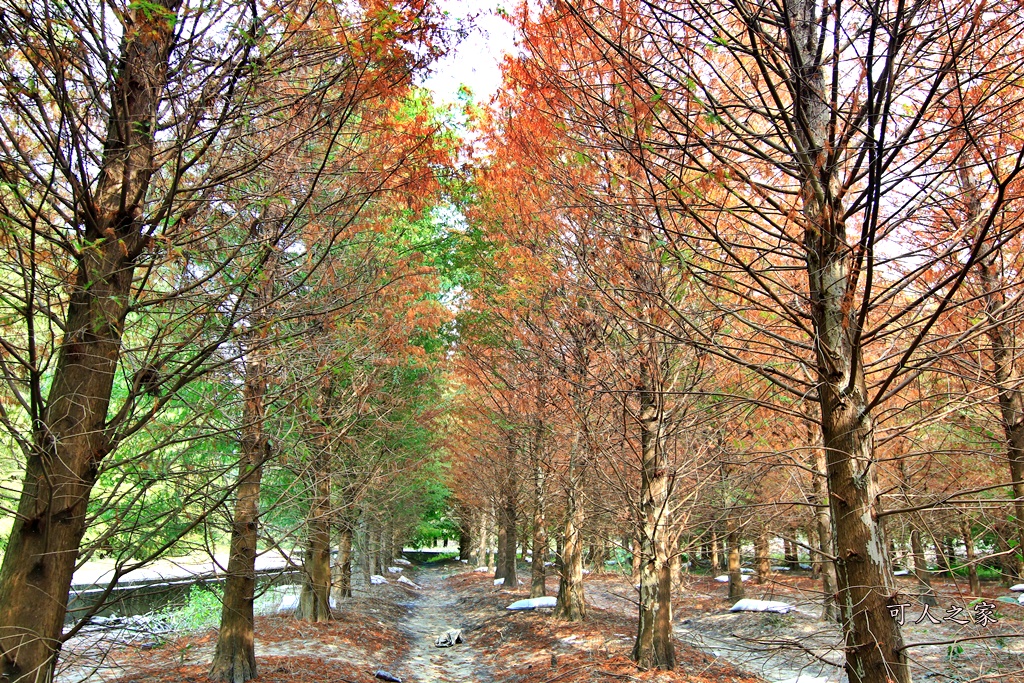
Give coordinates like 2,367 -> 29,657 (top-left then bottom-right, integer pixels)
419,0 -> 519,106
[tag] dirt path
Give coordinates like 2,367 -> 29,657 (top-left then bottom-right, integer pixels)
395,566 -> 490,683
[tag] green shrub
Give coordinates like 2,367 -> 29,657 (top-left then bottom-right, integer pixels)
161,584 -> 223,632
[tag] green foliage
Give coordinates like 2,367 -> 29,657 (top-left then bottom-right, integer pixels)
160,584 -> 223,632
421,551 -> 459,564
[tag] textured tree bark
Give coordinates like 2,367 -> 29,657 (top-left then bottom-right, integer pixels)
495,517 -> 509,581
477,514 -> 489,568
0,5 -> 180,681
296,454 -> 332,622
812,445 -> 838,621
670,550 -> 683,589
784,536 -> 799,571
459,515 -> 472,562
789,0 -> 909,676
500,488 -> 518,588
632,372 -> 675,669
554,454 -> 586,621
210,207 -> 280,683
335,524 -> 354,600
755,531 -> 771,585
210,343 -> 271,678
727,518 -> 744,601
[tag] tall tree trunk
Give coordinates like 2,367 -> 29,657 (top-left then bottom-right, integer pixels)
961,519 -> 981,597
296,454 -> 331,622
459,513 -> 472,562
812,440 -> 839,621
784,536 -> 799,570
727,517 -> 744,601
495,514 -> 509,582
0,6 -> 180,681
755,530 -> 771,585
210,243 -> 278,682
790,0 -> 909,675
934,538 -> 951,577
632,375 -> 674,670
554,450 -> 586,621
994,532 -> 1014,586
335,523 -> 354,600
501,487 -> 518,588
710,531 -> 721,572
910,528 -> 937,606
531,448 -> 548,598
974,198 -> 1024,578
631,535 -> 642,584
477,513 -> 489,568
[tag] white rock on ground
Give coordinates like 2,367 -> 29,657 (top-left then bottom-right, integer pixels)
473,566 -> 489,573
397,575 -> 421,589
729,598 -> 794,614
714,574 -> 750,582
507,596 -> 558,610
493,577 -> 505,586
393,558 -> 412,566
893,569 -> 910,576
1010,583 -> 1024,591
370,574 -> 388,585
387,566 -> 403,573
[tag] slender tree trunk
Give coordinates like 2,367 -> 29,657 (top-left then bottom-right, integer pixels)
0,6 -> 180,681
210,206 -> 282,682
670,550 -> 683,589
555,447 -> 586,621
210,246 -> 278,681
296,454 -> 331,622
531,447 -> 548,598
710,531 -> 720,572
934,538 -> 950,577
961,519 -> 981,597
477,513 -> 488,568
910,528 -> 937,606
784,536 -> 799,570
459,513 -> 472,562
631,536 -> 642,584
972,177 -> 1024,579
727,517 -> 744,601
501,487 -> 518,589
995,532 -> 1014,586
811,441 -> 839,621
495,515 -> 509,582
335,524 -> 354,600
755,530 -> 771,585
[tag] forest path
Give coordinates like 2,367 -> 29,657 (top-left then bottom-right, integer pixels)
395,565 -> 489,683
